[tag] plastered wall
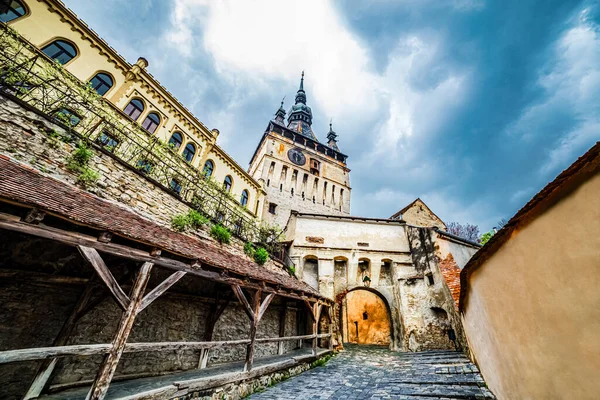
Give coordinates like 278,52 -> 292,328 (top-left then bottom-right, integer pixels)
462,171 -> 600,400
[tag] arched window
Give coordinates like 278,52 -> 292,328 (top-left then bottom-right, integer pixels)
240,190 -> 249,207
203,160 -> 214,177
168,132 -> 183,150
0,0 -> 26,22
53,108 -> 81,127
223,175 -> 233,192
182,143 -> 195,162
41,40 -> 77,65
89,72 -> 113,96
170,178 -> 182,194
141,112 -> 160,134
124,99 -> 144,120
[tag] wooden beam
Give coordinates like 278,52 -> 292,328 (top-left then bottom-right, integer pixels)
257,293 -> 275,323
138,271 -> 187,313
0,214 -> 332,305
304,300 -> 316,321
85,262 -> 153,400
244,290 -> 262,372
0,269 -> 89,286
277,301 -> 287,355
312,303 -> 323,356
328,306 -> 334,351
231,285 -> 254,322
198,297 -> 231,369
78,246 -> 130,311
23,276 -> 98,400
0,336 -> 334,364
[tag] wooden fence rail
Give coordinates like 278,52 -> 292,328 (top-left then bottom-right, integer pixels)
0,334 -> 333,364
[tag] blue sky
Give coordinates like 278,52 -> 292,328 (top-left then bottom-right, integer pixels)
63,0 -> 599,231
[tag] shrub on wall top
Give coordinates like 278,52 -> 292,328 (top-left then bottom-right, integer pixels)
253,247 -> 269,265
211,224 -> 231,244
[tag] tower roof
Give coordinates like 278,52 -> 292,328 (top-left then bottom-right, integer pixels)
274,97 -> 286,125
327,120 -> 340,151
287,71 -> 317,141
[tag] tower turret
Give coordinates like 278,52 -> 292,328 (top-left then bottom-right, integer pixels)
327,120 -> 340,151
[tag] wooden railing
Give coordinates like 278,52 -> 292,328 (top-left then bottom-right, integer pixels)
0,334 -> 333,364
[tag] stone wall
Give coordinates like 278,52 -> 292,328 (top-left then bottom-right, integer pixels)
0,95 -> 288,276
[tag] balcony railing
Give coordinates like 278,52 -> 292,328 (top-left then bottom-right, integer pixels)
0,24 -> 287,259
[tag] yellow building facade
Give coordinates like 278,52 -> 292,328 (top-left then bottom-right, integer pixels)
4,0 -> 265,218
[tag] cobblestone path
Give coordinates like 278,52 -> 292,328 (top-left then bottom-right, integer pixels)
249,345 -> 495,400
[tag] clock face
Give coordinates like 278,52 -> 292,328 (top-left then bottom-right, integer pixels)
287,148 -> 306,166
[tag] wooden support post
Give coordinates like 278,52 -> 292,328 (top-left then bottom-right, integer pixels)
22,276 -> 98,400
304,301 -> 323,356
245,290 -> 261,373
328,306 -> 334,351
85,262 -> 153,400
277,301 -> 287,355
197,297 -> 230,369
230,285 -> 274,372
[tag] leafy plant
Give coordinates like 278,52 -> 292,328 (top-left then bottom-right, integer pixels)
253,247 -> 269,265
76,168 -> 100,188
244,242 -> 256,257
171,214 -> 189,232
211,224 -> 231,244
171,210 -> 209,232
187,210 -> 208,229
480,231 -> 494,245
288,265 -> 296,275
66,142 -> 99,188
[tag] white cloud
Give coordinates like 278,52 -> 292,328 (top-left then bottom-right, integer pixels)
507,8 -> 600,174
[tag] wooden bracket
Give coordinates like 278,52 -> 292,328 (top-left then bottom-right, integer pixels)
97,231 -> 113,243
23,208 -> 45,224
138,270 -> 187,313
77,245 -> 130,311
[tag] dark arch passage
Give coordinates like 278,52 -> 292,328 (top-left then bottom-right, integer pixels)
341,288 -> 392,346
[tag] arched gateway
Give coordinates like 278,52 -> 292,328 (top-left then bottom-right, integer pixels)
340,288 -> 392,346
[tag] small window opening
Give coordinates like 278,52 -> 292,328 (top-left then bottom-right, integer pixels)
427,274 -> 434,286
268,203 -> 277,215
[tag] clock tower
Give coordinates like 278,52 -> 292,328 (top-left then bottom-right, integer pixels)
248,73 -> 351,227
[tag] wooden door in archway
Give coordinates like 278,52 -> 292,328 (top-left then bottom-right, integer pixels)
343,289 -> 391,345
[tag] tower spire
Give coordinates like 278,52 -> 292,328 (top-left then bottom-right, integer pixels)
295,71 -> 306,104
274,96 -> 286,124
327,118 -> 340,151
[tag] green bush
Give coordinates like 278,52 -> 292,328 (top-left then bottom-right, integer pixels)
69,143 -> 94,165
66,142 -> 99,188
244,242 -> 256,257
211,224 -> 231,244
187,210 -> 208,229
253,247 -> 269,265
76,168 -> 99,188
171,210 -> 209,232
171,214 -> 189,232
288,265 -> 296,275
